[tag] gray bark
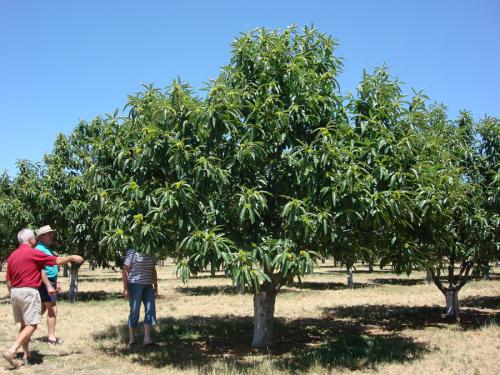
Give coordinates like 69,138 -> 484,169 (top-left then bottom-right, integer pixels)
68,265 -> 79,302
347,268 -> 354,289
483,268 -> 491,280
251,289 -> 277,347
210,258 -> 216,277
368,262 -> 374,273
445,289 -> 459,321
430,266 -> 471,322
426,268 -> 433,284
63,264 -> 69,277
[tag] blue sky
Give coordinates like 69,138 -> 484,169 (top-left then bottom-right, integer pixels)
1,0 -> 499,175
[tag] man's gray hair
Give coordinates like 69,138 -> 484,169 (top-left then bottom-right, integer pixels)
17,228 -> 35,244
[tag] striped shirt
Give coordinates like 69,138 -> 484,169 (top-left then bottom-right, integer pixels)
124,249 -> 156,285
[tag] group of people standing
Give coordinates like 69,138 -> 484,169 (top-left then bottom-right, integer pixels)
3,226 -> 83,368
3,226 -> 158,369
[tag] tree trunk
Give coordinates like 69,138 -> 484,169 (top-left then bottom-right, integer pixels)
210,258 -> 216,277
236,279 -> 245,294
347,268 -> 354,289
444,289 -> 459,321
483,268 -> 490,280
68,265 -> 80,302
90,260 -> 96,271
368,262 -> 374,273
251,288 -> 277,347
426,268 -> 433,284
63,264 -> 69,277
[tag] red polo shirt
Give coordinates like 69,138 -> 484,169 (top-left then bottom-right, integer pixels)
5,243 -> 57,288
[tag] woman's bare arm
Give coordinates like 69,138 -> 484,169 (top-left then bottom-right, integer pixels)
122,265 -> 130,299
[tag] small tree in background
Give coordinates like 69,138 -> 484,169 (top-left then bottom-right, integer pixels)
385,106 -> 500,321
0,171 -> 34,270
332,66 -> 428,283
40,124 -> 106,301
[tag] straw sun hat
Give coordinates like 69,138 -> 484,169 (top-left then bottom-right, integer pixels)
35,225 -> 56,238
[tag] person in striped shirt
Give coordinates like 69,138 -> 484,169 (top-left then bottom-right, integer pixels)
122,249 -> 158,348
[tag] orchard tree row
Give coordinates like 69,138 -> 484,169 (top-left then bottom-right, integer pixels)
1,26 -> 498,347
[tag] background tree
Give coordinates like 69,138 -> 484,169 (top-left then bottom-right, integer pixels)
467,117 -> 499,279
4,122 -> 109,301
40,123 -> 106,301
388,106 -> 499,320
330,66 -> 427,286
0,171 -> 34,270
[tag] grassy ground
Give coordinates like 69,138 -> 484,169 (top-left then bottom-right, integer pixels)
0,261 -> 498,375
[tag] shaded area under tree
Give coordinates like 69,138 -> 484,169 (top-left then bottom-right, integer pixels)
93,314 -> 430,372
322,303 -> 499,331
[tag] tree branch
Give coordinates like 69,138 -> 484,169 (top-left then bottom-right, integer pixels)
457,263 -> 473,292
430,267 -> 446,293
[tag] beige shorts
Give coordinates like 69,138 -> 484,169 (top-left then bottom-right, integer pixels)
10,287 -> 42,325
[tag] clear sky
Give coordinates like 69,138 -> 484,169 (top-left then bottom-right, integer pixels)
1,0 -> 499,175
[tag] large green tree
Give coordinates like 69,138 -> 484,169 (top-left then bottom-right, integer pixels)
88,27 -> 345,347
181,26 -> 347,347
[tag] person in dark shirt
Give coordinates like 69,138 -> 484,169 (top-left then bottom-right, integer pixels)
3,228 -> 84,369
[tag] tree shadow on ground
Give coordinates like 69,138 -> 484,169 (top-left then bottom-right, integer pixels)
93,315 -> 429,372
175,285 -> 302,296
472,274 -> 500,281
370,278 -> 426,286
287,281 -> 376,291
190,273 -> 229,279
76,276 -> 174,283
322,303 -> 499,331
325,269 -> 393,275
175,285 -> 242,296
1,290 -> 123,304
76,277 -> 123,283
461,295 -> 500,310
176,282 -> 377,296
58,290 -> 123,302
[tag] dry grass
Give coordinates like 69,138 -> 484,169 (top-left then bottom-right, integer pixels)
0,261 -> 499,375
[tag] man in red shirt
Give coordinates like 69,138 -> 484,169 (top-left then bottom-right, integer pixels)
3,228 -> 84,368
